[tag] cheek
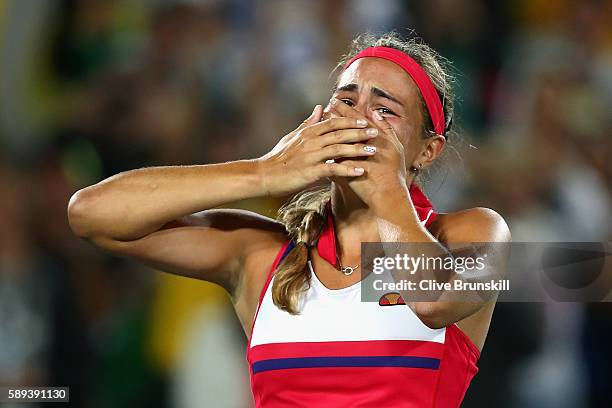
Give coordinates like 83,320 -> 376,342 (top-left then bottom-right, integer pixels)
386,118 -> 414,144
391,120 -> 423,158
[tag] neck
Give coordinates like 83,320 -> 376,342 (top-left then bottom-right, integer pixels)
330,181 -> 380,263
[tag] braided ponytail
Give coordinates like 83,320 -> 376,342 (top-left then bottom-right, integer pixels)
272,185 -> 331,314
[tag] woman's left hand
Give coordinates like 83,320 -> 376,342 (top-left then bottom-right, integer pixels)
324,98 -> 414,212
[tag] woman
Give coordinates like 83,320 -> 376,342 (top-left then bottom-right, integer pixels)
68,32 -> 510,407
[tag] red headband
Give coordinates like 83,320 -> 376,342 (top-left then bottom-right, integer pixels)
343,46 -> 446,136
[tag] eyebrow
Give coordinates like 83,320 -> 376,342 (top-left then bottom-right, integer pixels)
334,83 -> 358,93
334,83 -> 404,107
371,87 -> 404,107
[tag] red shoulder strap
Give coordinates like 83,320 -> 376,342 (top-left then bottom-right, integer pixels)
247,239 -> 294,346
256,239 -> 294,308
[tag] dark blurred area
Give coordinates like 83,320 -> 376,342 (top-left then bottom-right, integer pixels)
0,1 -> 610,407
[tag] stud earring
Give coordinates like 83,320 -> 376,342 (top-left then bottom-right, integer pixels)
410,163 -> 423,174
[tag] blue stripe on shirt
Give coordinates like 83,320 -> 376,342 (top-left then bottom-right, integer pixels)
252,355 -> 440,374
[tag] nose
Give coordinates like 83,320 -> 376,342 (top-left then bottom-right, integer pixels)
324,93 -> 375,120
352,100 -> 378,122
352,100 -> 368,117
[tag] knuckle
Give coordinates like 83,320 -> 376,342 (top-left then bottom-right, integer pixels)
331,163 -> 345,175
325,163 -> 337,176
301,128 -> 313,138
326,118 -> 339,129
362,128 -> 374,137
314,164 -> 324,177
341,146 -> 353,156
339,130 -> 349,140
339,165 -> 350,177
342,161 -> 354,171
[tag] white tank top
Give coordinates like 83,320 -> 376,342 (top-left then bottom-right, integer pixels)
249,258 -> 446,347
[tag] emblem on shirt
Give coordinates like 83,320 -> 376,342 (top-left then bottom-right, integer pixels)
378,292 -> 406,306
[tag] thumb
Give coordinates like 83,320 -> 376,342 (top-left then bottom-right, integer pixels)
298,105 -> 323,129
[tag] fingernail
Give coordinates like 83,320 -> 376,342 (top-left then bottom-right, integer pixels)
364,145 -> 376,153
366,128 -> 378,136
374,112 -> 383,121
354,167 -> 365,175
330,98 -> 338,106
356,119 -> 367,126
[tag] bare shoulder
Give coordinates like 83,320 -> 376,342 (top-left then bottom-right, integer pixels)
429,208 -> 511,350
429,207 -> 511,244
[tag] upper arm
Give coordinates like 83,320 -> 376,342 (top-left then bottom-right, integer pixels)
439,207 -> 511,245
87,209 -> 288,293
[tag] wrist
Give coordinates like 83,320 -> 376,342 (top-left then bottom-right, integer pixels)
371,186 -> 417,224
253,157 -> 272,197
371,183 -> 410,213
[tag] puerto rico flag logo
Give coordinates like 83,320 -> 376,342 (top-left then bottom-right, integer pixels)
378,292 -> 406,306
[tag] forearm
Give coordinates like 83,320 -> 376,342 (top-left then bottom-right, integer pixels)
382,223 -> 470,328
373,187 -> 438,244
374,195 -> 467,328
375,197 -> 504,328
68,159 -> 265,241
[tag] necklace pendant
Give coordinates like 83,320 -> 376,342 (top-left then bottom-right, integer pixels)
341,266 -> 354,276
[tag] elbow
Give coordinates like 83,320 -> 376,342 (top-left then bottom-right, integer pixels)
411,302 -> 449,329
67,188 -> 95,238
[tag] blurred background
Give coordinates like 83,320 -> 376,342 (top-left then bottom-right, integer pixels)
0,0 -> 610,407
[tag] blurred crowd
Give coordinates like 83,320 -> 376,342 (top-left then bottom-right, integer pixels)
0,1 -> 610,407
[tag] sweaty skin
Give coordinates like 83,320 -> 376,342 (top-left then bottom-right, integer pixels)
68,57 -> 510,352
313,58 -> 510,349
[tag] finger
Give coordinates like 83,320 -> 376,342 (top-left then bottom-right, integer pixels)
328,106 -> 393,151
317,127 -> 379,147
329,98 -> 362,118
322,102 -> 334,119
321,106 -> 342,121
307,116 -> 368,136
317,161 -> 366,178
321,108 -> 333,121
297,105 -> 323,131
313,143 -> 377,162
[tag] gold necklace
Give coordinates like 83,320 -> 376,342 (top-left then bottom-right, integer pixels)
336,254 -> 360,276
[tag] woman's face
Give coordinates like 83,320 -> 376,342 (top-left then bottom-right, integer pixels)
328,57 -> 433,167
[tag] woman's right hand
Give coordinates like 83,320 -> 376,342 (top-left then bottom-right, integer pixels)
257,105 -> 379,197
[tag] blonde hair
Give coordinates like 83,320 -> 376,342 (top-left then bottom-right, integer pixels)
272,185 -> 330,314
271,32 -> 455,314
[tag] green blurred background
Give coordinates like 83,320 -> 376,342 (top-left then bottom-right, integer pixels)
0,0 -> 610,407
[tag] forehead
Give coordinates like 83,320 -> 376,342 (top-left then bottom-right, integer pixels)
336,58 -> 421,107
